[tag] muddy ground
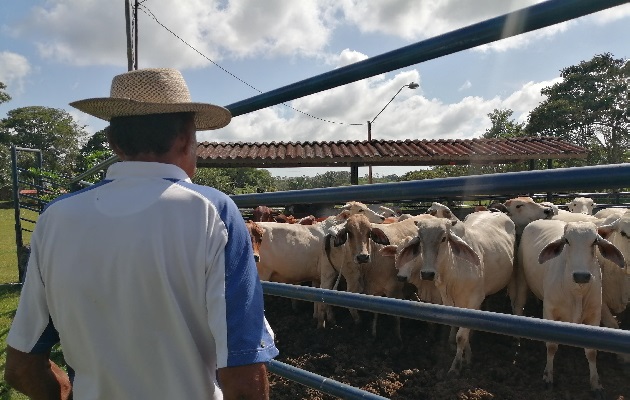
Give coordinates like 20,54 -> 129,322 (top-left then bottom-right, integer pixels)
264,291 -> 630,400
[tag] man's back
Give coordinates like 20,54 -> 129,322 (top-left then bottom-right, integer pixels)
9,162 -> 277,399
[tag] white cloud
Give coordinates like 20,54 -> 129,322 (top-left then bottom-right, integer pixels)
458,80 -> 472,91
587,3 -> 630,24
9,0 -> 575,72
503,78 -> 561,122
336,0 -> 545,40
0,52 -> 32,93
475,22 -> 571,53
11,0 -> 335,69
199,51 -> 557,145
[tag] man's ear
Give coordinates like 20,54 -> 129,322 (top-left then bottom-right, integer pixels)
176,128 -> 195,155
106,127 -> 126,159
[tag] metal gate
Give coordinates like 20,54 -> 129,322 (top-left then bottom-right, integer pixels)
10,145 -> 68,282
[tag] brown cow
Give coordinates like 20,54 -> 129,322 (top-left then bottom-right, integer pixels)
245,220 -> 264,262
253,205 -> 274,222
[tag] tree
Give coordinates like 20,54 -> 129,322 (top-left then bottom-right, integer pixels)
77,129 -> 114,181
526,53 -> 629,165
1,106 -> 88,177
193,167 -> 276,195
0,82 -> 10,105
483,109 -> 525,139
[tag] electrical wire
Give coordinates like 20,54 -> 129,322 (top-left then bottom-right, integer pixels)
138,4 -> 364,126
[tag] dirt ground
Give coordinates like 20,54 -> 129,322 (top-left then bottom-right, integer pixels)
264,291 -> 630,400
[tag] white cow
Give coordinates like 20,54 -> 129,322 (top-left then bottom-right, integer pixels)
597,212 -> 630,364
540,202 -> 559,216
567,196 -> 596,215
390,211 -> 516,375
514,219 -> 625,395
250,214 -> 349,323
503,197 -> 555,308
552,210 -> 602,224
426,202 -> 465,236
340,201 -> 386,223
594,207 -> 629,220
320,213 -> 438,338
503,197 -> 555,235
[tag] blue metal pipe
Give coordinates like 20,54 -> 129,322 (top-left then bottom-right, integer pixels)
232,163 -> 630,207
267,360 -> 389,400
225,0 -> 630,117
262,282 -> 630,356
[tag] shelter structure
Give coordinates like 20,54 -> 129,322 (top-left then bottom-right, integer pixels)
196,137 -> 587,184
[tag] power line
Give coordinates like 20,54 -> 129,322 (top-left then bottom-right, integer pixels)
138,3 -> 364,127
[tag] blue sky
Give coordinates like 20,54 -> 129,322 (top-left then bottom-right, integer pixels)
1,1 -> 629,177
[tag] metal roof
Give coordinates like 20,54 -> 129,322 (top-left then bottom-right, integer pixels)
196,137 -> 587,168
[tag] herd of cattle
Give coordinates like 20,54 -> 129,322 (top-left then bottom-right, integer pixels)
244,197 -> 630,397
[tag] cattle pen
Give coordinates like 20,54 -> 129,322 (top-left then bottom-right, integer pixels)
224,0 -> 630,398
12,0 -> 630,399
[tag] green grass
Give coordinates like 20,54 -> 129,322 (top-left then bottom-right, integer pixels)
0,203 -> 38,399
0,203 -> 37,284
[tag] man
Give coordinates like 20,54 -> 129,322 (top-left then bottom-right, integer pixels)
4,68 -> 278,399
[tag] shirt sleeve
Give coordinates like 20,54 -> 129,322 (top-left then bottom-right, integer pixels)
6,229 -> 60,353
205,196 -> 279,369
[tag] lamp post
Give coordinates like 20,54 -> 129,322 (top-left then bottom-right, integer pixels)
367,82 -> 419,183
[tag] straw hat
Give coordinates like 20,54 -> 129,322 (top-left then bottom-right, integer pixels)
70,68 -> 231,131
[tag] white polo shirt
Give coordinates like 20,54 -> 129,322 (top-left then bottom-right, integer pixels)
8,161 -> 278,399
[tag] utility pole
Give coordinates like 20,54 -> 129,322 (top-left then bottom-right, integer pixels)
124,0 -> 139,71
134,0 -> 139,70
125,0 -> 133,71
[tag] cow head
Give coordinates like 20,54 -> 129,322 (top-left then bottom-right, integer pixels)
538,221 -> 625,285
413,218 -> 480,282
504,197 -> 554,233
253,205 -> 275,222
567,197 -> 596,215
426,202 -> 460,226
341,201 -> 386,223
380,235 -> 422,284
245,220 -> 265,263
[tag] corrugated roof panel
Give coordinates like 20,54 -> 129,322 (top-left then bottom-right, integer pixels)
196,137 -> 587,168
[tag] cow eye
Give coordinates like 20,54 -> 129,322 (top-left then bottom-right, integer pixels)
516,204 -> 522,209
621,231 -> 629,238
441,236 -> 446,242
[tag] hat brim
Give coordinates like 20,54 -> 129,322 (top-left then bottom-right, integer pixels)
70,98 -> 232,131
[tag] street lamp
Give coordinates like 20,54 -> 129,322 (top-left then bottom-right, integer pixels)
367,82 -> 419,183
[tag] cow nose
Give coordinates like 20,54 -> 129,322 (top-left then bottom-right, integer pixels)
573,272 -> 592,284
397,275 -> 408,282
421,271 -> 435,281
356,254 -> 370,264
253,254 -> 260,263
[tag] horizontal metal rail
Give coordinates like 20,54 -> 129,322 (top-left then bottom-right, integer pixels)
262,282 -> 630,356
225,0 -> 629,117
232,164 -> 630,208
268,360 -> 388,400
69,155 -> 119,185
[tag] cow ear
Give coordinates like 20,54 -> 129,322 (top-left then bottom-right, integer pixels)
448,234 -> 480,266
597,218 -> 620,240
380,245 -> 398,257
337,210 -> 351,220
399,236 -> 420,258
333,228 -> 348,247
596,235 -> 625,269
538,237 -> 566,264
370,227 -> 390,245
